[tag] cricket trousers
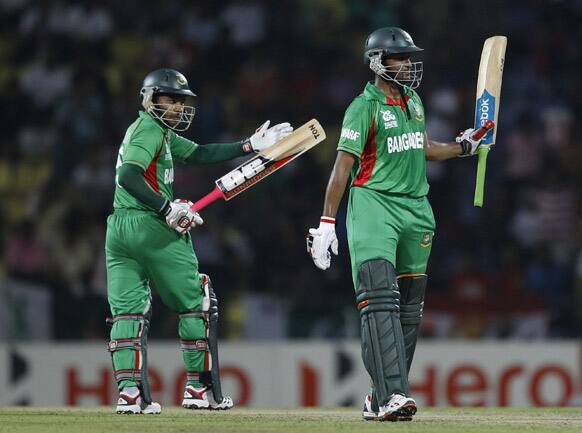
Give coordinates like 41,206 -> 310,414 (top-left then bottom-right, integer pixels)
346,187 -> 436,402
105,209 -> 207,391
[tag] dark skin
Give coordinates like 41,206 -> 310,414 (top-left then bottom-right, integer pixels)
155,94 -> 187,126
322,55 -> 463,218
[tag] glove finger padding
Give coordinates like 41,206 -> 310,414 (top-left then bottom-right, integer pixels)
307,218 -> 337,270
165,199 -> 204,234
331,236 -> 339,255
256,120 -> 270,135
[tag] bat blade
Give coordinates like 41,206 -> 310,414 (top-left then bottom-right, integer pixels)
473,36 -> 507,207
191,119 -> 326,212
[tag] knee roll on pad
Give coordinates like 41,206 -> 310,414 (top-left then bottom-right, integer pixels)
356,259 -> 409,404
397,274 -> 427,374
106,309 -> 153,404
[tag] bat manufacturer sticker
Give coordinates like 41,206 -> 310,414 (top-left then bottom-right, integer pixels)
474,89 -> 496,145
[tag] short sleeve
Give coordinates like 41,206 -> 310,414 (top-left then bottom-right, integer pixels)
336,97 -> 372,158
169,132 -> 198,162
122,122 -> 163,170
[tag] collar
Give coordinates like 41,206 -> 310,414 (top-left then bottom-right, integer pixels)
386,94 -> 410,111
363,82 -> 411,110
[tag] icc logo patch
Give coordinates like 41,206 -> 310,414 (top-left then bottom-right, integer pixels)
380,110 -> 398,129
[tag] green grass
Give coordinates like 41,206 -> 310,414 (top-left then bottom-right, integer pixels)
0,407 -> 581,433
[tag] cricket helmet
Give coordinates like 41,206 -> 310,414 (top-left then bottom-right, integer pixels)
364,27 -> 424,89
140,68 -> 196,131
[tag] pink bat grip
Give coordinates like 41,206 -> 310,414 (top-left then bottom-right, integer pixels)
190,186 -> 225,212
472,120 -> 495,140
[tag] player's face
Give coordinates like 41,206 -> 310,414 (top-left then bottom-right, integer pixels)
156,95 -> 186,125
385,54 -> 412,81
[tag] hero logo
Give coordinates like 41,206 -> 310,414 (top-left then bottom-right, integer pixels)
474,89 -> 496,145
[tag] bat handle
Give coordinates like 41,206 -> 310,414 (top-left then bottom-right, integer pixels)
471,119 -> 495,140
191,186 -> 225,212
473,146 -> 491,207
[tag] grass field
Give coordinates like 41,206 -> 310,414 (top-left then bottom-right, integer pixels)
1,407 -> 581,433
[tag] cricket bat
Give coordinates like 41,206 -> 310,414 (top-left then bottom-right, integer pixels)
190,119 -> 326,212
473,36 -> 507,207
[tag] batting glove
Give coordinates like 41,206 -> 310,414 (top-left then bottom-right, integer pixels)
307,217 -> 338,270
456,128 -> 484,157
160,199 -> 203,235
245,120 -> 294,153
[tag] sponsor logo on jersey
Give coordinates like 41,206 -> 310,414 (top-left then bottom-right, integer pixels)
408,99 -> 424,121
165,141 -> 172,160
341,127 -> 360,141
386,131 -> 424,154
380,110 -> 398,129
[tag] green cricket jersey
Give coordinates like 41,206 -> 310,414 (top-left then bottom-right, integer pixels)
113,111 -> 198,210
337,82 -> 429,198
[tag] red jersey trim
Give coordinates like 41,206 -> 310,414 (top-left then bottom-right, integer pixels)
353,118 -> 377,187
143,144 -> 164,193
386,94 -> 410,112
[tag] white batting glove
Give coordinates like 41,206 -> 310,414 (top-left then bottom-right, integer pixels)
456,128 -> 484,157
161,199 -> 203,235
248,120 -> 293,152
306,217 -> 338,270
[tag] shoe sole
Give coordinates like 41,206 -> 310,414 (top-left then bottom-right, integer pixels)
379,403 -> 417,422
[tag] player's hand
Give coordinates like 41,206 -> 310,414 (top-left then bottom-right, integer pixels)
161,199 -> 204,235
248,120 -> 293,152
456,128 -> 484,157
306,217 -> 338,270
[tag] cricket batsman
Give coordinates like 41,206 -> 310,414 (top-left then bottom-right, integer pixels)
106,68 -> 292,414
307,27 -> 485,421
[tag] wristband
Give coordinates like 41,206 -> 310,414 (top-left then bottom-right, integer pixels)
159,200 -> 171,216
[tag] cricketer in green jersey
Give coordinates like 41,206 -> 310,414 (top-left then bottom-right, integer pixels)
307,27 -> 486,421
106,68 -> 293,414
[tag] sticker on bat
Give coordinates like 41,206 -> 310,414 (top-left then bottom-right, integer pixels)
217,158 -> 266,192
474,89 -> 496,145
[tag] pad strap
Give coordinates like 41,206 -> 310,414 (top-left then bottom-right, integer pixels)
106,314 -> 145,326
114,369 -> 143,383
108,338 -> 142,352
180,339 -> 209,352
179,311 -> 208,320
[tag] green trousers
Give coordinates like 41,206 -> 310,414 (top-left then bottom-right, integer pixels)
105,209 -> 206,390
346,187 -> 436,287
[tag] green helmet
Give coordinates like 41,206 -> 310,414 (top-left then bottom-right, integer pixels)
140,68 -> 196,131
364,27 -> 424,89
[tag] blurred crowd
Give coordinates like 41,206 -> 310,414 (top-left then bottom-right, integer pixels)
0,0 -> 580,341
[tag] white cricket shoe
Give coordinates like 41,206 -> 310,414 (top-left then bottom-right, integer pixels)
116,387 -> 161,414
362,394 -> 378,421
142,401 -> 162,414
377,393 -> 417,421
182,385 -> 234,410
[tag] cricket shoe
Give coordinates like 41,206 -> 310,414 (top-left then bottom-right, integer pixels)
116,387 -> 161,414
377,393 -> 417,421
362,394 -> 379,421
182,385 -> 234,410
